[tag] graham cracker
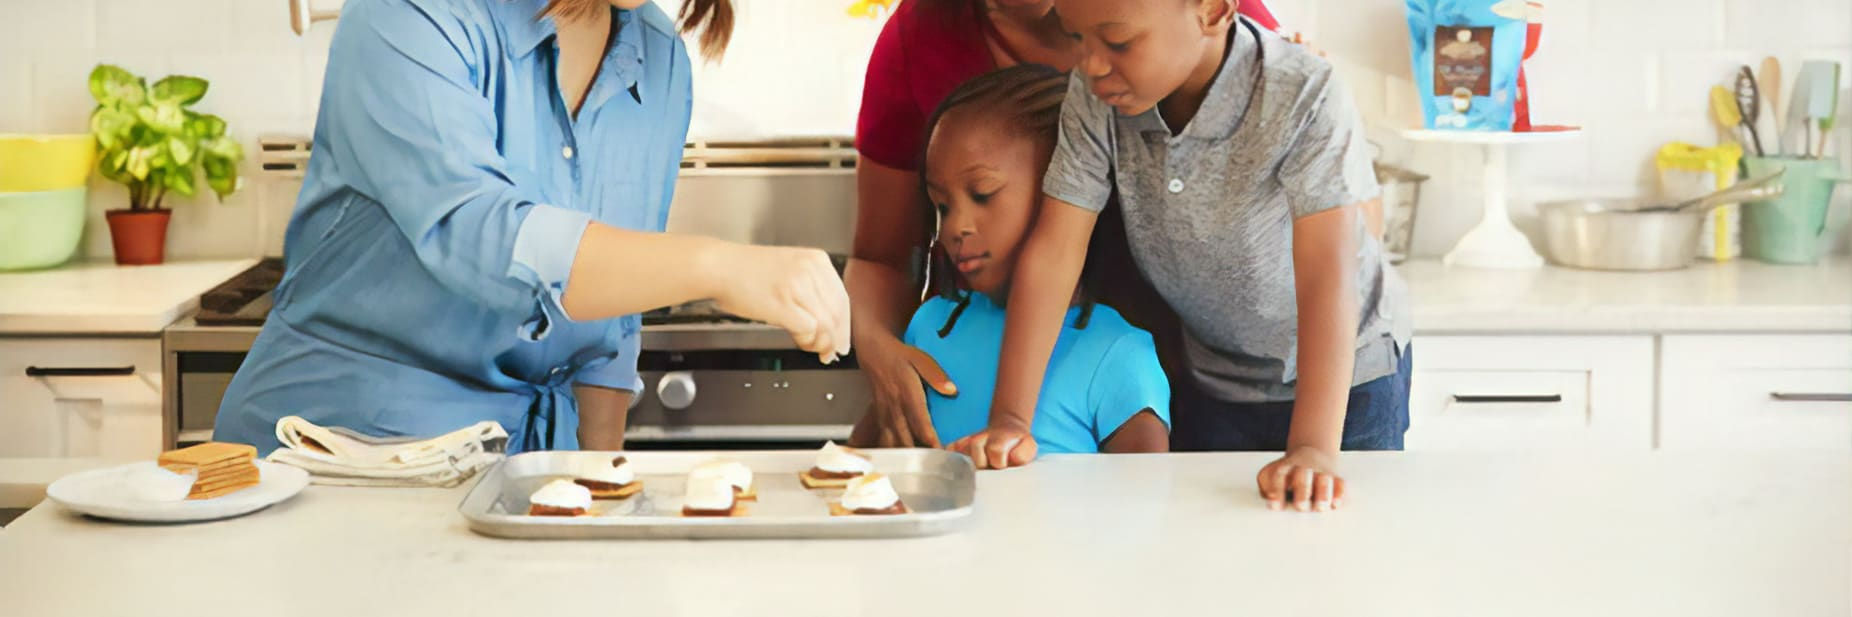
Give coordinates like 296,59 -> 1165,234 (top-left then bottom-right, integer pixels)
680,502 -> 748,518
827,501 -> 908,516
159,443 -> 256,468
161,458 -> 251,476
186,480 -> 260,500
574,479 -> 644,500
797,469 -> 861,490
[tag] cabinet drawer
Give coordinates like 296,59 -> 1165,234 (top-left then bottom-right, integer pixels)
1408,336 -> 1654,450
1660,335 -> 1852,450
0,338 -> 163,458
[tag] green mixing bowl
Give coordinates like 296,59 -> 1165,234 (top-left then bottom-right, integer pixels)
0,188 -> 88,271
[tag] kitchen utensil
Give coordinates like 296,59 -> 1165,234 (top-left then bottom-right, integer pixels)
1734,67 -> 1765,156
1374,162 -> 1429,263
1538,174 -> 1787,271
1761,57 -> 1784,155
1711,86 -> 1744,146
1802,61 -> 1840,157
0,188 -> 87,271
1741,156 -> 1852,264
0,134 -> 94,192
45,461 -> 310,523
1786,67 -> 1813,156
1640,170 -> 1785,213
460,449 -> 976,539
1539,198 -> 1705,271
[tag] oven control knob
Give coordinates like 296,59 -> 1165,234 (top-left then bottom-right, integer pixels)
657,371 -> 697,411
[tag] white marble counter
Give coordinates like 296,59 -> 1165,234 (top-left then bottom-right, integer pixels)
0,451 -> 1845,616
0,259 -> 257,335
1403,258 -> 1852,333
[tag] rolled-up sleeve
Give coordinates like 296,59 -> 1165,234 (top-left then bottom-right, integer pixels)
572,317 -> 644,392
321,0 -> 587,340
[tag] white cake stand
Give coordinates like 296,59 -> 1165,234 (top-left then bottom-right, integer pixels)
1401,128 -> 1584,269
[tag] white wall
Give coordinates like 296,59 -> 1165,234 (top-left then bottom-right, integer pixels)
2,0 -> 1847,261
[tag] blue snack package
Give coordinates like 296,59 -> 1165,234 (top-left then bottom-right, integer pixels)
1405,0 -> 1527,131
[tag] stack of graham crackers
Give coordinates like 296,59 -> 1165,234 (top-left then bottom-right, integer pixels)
159,442 -> 261,500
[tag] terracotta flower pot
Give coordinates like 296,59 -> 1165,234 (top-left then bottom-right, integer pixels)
105,209 -> 172,265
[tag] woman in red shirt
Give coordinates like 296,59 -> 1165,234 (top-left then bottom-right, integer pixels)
848,0 -> 1279,448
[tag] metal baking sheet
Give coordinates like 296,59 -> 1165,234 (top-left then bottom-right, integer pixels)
459,449 -> 975,539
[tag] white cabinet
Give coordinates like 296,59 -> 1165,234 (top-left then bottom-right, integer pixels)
0,338 -> 164,459
1407,336 -> 1655,451
1659,335 -> 1852,450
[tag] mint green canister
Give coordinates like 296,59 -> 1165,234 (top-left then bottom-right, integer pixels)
1741,157 -> 1851,264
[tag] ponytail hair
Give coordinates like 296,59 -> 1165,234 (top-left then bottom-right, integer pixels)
539,0 -> 736,58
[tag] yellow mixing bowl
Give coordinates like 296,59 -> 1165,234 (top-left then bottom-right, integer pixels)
0,134 -> 96,192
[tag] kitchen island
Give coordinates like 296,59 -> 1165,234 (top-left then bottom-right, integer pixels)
1,451 -> 1845,616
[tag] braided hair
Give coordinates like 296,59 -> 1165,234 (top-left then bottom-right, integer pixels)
918,64 -> 1098,338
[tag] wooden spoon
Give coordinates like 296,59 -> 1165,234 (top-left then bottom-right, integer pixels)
1762,57 -> 1784,155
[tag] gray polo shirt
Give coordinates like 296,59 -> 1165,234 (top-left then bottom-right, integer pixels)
1043,19 -> 1410,403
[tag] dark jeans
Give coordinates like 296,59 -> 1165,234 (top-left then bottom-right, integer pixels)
1171,345 -> 1412,452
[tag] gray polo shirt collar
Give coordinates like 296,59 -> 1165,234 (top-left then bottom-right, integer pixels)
1132,17 -> 1265,142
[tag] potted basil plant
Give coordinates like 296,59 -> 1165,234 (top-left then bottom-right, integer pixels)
87,64 -> 244,265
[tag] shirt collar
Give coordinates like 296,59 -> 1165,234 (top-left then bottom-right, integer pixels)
1141,17 -> 1264,141
494,0 -> 555,59
495,2 -> 648,106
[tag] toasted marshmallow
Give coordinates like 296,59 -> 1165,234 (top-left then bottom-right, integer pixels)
689,459 -> 752,493
813,441 -> 872,475
529,478 -> 592,510
683,474 -> 736,512
840,473 -> 901,511
577,456 -> 635,486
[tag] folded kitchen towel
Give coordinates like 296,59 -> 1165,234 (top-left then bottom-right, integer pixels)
266,416 -> 508,488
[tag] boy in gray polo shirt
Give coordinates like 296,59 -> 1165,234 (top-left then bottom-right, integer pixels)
960,0 -> 1410,514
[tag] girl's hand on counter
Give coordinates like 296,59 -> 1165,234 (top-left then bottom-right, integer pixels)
708,244 -> 853,363
1257,446 -> 1345,512
856,338 -> 956,447
949,417 -> 1037,470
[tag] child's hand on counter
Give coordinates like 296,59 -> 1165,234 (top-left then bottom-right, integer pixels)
1257,446 -> 1344,512
949,417 -> 1038,470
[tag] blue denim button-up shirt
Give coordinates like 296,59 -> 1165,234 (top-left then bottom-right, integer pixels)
214,0 -> 691,454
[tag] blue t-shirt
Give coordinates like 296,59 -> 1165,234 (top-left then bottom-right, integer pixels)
904,293 -> 1170,454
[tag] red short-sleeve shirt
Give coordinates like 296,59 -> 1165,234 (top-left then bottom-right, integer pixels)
854,0 -> 1280,170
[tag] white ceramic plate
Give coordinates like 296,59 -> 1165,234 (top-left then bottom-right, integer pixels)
46,460 -> 310,523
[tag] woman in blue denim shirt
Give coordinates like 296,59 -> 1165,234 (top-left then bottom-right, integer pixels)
214,0 -> 850,455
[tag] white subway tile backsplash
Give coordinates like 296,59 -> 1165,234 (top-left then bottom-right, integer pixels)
1654,49 -> 1763,116
0,0 -> 97,52
95,0 -> 231,56
168,53 -> 304,125
0,54 -> 30,132
1589,0 -> 1723,52
28,50 -> 118,133
1724,0 -> 1852,50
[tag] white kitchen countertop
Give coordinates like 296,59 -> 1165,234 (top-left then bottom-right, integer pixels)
0,451 -> 1844,616
0,259 -> 258,335
1403,258 -> 1852,333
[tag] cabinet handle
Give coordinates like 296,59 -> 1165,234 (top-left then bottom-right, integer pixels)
25,366 -> 136,377
1769,392 -> 1852,403
1452,394 -> 1563,404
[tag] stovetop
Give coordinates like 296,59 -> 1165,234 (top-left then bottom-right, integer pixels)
195,258 -> 284,326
